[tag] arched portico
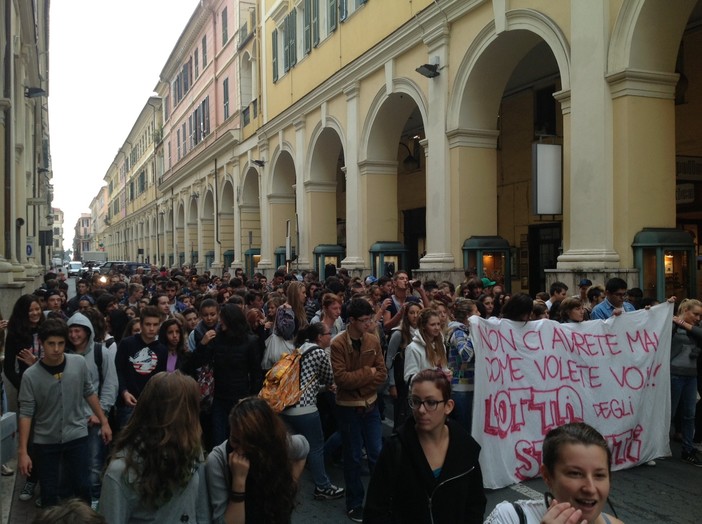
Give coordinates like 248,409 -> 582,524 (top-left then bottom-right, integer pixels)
360,84 -> 428,271
306,123 -> 346,267
267,149 -> 297,268
239,167 -> 262,274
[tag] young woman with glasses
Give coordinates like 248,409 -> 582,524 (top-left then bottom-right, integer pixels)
364,368 -> 486,523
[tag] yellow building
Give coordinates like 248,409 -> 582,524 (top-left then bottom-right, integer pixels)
101,0 -> 702,300
0,0 -> 52,313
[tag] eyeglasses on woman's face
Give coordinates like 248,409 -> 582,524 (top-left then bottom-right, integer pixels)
408,397 -> 446,411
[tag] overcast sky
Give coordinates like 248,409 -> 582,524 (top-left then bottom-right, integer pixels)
50,0 -> 199,251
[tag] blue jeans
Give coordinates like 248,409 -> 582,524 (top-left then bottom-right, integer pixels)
87,424 -> 108,500
34,436 -> 90,507
115,404 -> 134,431
335,403 -> 383,511
671,374 -> 698,454
451,390 -> 474,434
281,410 -> 332,489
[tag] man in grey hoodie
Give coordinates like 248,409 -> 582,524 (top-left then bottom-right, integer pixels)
67,312 -> 118,507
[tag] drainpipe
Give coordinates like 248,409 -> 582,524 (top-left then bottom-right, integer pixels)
4,0 -> 13,260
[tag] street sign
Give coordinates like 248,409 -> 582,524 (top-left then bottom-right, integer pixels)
26,236 -> 35,257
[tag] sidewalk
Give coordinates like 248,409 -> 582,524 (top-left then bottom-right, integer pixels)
2,459 -> 38,524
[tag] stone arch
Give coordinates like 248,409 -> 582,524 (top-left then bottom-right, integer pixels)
361,79 -> 428,161
608,0 -> 698,74
268,146 -> 296,195
448,9 -> 570,131
306,121 -> 347,252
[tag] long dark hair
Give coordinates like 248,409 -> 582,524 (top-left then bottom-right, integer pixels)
228,397 -> 297,523
7,294 -> 44,341
219,304 -> 252,344
159,318 -> 186,357
110,372 -> 202,508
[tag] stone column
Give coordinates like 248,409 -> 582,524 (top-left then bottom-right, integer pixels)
419,25 -> 455,270
341,83 -> 365,270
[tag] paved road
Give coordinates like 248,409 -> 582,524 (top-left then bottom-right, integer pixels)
291,422 -> 701,523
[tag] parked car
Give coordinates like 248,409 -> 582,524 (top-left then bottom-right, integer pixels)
100,261 -> 148,276
67,261 -> 84,277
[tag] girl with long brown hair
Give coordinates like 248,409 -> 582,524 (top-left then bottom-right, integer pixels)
386,302 -> 422,429
206,396 -> 308,524
99,371 -> 209,523
402,308 -> 449,384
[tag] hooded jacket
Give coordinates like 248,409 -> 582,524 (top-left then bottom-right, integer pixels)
404,331 -> 446,383
364,418 -> 486,523
66,312 -> 118,415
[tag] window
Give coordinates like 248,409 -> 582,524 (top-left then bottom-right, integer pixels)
223,78 -> 229,119
138,171 -> 146,194
108,181 -> 114,195
222,7 -> 228,45
181,123 -> 187,156
168,142 -> 172,169
164,96 -> 169,121
312,0 -> 319,46
129,181 -> 135,201
340,0 -> 367,20
202,35 -> 207,65
194,48 -> 199,78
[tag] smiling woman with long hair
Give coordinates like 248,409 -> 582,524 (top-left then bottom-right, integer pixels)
206,396 -> 307,524
99,371 -> 210,523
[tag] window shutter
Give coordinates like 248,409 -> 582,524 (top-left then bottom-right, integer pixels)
272,29 -> 279,82
340,0 -> 347,21
312,0 -> 319,46
328,0 -> 337,32
304,0 -> 311,54
289,9 -> 297,66
283,20 -> 290,72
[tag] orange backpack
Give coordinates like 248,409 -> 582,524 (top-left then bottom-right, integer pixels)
259,346 -> 317,413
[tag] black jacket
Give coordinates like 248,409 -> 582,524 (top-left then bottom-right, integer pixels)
190,332 -> 262,401
364,418 -> 486,524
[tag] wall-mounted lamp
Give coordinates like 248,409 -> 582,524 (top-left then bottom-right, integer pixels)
252,159 -> 265,167
415,63 -> 440,78
25,87 -> 47,98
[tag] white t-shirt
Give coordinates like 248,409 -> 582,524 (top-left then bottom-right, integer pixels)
485,500 -> 547,524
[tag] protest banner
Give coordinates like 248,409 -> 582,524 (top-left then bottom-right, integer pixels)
469,303 -> 673,489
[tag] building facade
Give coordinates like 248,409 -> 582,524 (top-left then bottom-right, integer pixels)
0,0 -> 52,313
51,207 -> 65,262
99,0 -> 702,300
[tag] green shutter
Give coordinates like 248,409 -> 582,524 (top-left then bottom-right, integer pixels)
328,0 -> 337,32
312,0 -> 319,46
272,29 -> 279,82
289,9 -> 297,66
283,18 -> 290,72
304,0 -> 312,53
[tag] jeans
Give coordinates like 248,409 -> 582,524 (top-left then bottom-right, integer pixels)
115,404 -> 134,431
335,403 -> 383,511
451,390 -> 474,434
281,410 -> 332,489
671,374 -> 697,454
87,424 -> 108,500
212,397 -> 235,447
34,436 -> 90,507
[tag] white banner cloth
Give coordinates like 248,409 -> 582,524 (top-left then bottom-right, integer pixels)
469,303 -> 673,489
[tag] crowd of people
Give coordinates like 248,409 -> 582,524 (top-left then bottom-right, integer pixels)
0,263 -> 699,523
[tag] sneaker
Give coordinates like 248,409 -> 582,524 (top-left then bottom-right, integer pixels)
347,507 -> 363,522
34,497 -> 42,508
682,451 -> 702,467
1,464 -> 14,476
645,460 -> 656,466
314,484 -> 345,500
19,481 -> 36,501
